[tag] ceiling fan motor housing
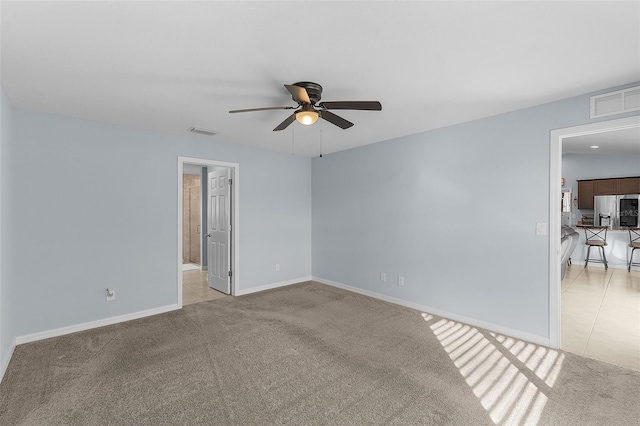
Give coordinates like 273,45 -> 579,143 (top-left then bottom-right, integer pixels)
293,81 -> 323,105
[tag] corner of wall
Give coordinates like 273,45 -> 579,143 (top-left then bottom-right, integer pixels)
0,338 -> 16,383
0,84 -> 16,382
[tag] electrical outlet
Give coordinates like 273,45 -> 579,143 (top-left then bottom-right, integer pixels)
275,263 -> 281,272
106,288 -> 115,301
380,272 -> 386,282
398,276 -> 404,286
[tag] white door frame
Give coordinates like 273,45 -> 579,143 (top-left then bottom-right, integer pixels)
548,115 -> 640,348
177,156 -> 240,307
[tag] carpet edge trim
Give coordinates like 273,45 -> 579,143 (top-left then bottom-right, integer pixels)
15,304 -> 180,345
313,276 -> 550,346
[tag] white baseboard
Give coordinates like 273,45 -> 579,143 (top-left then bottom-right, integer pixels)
0,338 -> 16,384
236,276 -> 313,296
4,277 -> 548,383
313,276 -> 550,347
15,304 -> 180,345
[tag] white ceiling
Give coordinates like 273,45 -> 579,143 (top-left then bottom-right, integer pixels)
563,126 -> 640,156
1,1 -> 639,157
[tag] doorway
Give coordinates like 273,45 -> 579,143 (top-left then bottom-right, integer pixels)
549,116 -> 640,364
182,171 -> 202,270
178,157 -> 240,307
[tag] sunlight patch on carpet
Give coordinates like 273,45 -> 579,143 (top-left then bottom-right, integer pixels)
428,317 -> 565,425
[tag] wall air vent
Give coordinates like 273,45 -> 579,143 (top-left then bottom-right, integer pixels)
590,86 -> 640,118
188,127 -> 219,137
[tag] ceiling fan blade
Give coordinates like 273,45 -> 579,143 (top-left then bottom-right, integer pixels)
284,84 -> 311,104
321,110 -> 354,129
319,101 -> 382,111
229,106 -> 294,114
273,113 -> 296,131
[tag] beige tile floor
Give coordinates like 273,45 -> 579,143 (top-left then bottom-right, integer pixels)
561,263 -> 640,371
182,269 -> 228,306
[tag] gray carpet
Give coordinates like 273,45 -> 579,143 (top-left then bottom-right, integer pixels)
0,282 -> 638,425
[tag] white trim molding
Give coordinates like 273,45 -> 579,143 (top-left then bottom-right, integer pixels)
548,115 -> 640,349
314,277 -> 550,347
235,276 -> 313,296
15,305 -> 179,345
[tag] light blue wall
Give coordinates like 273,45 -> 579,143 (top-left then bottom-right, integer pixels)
563,153 -> 640,221
10,109 -> 312,336
312,82 -> 640,340
2,80 -> 638,356
0,86 -> 16,371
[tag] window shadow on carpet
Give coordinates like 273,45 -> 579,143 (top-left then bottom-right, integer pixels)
423,313 -> 565,425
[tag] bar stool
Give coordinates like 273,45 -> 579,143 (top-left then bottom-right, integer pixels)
584,227 -> 608,269
629,228 -> 640,272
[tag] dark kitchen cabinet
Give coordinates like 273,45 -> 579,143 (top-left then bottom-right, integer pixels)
617,177 -> 640,194
577,177 -> 640,210
578,180 -> 594,209
594,179 -> 617,195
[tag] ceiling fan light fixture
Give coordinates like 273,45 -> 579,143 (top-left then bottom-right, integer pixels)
295,108 -> 319,125
229,81 -> 381,131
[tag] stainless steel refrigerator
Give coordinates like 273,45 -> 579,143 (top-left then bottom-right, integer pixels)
594,194 -> 640,229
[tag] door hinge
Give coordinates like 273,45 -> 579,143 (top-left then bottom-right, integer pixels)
228,270 -> 233,277
229,178 -> 233,185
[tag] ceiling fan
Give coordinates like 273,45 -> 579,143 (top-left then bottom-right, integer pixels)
229,82 -> 382,131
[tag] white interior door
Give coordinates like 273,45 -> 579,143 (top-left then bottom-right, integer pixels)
207,168 -> 231,294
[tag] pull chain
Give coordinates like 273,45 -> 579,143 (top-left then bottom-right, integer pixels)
291,117 -> 295,156
319,118 -> 323,158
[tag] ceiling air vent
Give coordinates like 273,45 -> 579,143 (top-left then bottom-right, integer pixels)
188,127 -> 219,137
590,86 -> 640,118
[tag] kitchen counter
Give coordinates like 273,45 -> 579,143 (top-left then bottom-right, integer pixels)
575,225 -> 639,232
571,226 -> 637,269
